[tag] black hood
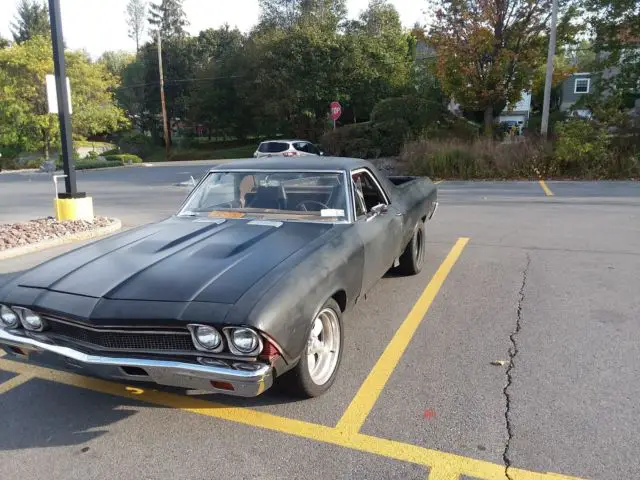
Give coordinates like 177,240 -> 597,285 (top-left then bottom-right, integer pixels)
13,217 -> 335,304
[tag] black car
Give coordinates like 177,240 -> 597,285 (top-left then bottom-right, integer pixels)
0,157 -> 437,398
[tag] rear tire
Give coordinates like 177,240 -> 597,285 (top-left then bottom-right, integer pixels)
282,298 -> 343,398
397,219 -> 426,276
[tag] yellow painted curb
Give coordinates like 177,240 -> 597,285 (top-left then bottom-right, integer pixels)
0,219 -> 122,261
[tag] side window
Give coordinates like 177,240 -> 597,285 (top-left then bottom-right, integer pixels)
351,170 -> 388,217
353,179 -> 367,217
307,143 -> 321,155
293,142 -> 308,152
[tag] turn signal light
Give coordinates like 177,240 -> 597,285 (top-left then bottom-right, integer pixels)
211,381 -> 235,391
259,340 -> 281,362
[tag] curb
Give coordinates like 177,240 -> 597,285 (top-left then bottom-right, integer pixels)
0,219 -> 122,261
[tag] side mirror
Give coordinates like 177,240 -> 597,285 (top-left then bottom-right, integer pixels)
371,204 -> 388,216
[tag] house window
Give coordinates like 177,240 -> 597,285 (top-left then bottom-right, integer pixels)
574,78 -> 590,94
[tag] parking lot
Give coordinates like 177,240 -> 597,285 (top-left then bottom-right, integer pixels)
1,165 -> 639,480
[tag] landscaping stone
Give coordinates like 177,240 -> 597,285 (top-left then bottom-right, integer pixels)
0,216 -> 117,251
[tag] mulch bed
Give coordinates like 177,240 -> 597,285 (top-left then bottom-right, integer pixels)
0,217 -> 117,251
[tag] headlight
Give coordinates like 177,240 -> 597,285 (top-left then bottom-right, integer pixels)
229,328 -> 261,355
18,308 -> 45,331
191,325 -> 222,351
0,305 -> 19,328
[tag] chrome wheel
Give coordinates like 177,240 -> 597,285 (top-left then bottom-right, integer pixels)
306,307 -> 341,386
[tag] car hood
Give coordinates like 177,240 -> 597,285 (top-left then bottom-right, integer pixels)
12,216 -> 335,304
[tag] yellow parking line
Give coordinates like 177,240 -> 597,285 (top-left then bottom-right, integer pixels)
0,238 -> 583,480
0,357 -> 581,480
538,180 -> 554,196
336,237 -> 469,435
0,373 -> 34,394
427,465 -> 460,479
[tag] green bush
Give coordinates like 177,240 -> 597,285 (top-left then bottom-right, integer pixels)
371,96 -> 448,138
321,96 -> 463,159
75,160 -> 124,170
103,153 -> 143,164
321,122 -> 383,159
115,131 -> 156,157
554,120 -> 611,178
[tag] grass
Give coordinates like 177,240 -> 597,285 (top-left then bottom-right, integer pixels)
145,144 -> 256,162
74,140 -> 115,149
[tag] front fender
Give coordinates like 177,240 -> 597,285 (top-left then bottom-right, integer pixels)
224,225 -> 363,362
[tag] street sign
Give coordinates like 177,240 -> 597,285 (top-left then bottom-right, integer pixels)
330,101 -> 342,121
46,74 -> 72,114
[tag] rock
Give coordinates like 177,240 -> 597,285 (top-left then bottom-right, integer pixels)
0,216 -> 117,251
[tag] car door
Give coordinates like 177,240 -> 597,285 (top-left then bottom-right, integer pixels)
351,169 -> 404,294
292,142 -> 312,156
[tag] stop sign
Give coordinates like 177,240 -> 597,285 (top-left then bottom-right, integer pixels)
330,101 -> 342,121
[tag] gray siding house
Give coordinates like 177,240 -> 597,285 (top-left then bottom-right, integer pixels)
560,73 -> 592,112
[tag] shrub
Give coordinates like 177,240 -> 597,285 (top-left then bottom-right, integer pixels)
115,131 -> 156,157
322,96 -> 469,159
75,160 -> 124,170
103,153 -> 143,164
553,120 -> 611,177
402,137 -> 554,179
320,122 -> 383,159
371,96 -> 448,138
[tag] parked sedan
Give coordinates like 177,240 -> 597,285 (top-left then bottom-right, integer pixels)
254,139 -> 323,158
0,157 -> 437,398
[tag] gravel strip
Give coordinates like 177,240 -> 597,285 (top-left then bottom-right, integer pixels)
0,217 -> 118,251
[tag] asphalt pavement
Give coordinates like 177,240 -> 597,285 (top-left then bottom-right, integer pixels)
0,165 -> 639,480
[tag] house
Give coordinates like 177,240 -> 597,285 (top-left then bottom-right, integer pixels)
559,73 -> 593,117
498,91 -> 532,133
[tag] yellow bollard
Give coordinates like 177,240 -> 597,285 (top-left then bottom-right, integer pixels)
53,196 -> 94,221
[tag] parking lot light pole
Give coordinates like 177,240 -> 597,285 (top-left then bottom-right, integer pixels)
48,0 -> 81,198
47,0 -> 93,221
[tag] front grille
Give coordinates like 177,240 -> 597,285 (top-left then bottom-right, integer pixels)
45,318 -> 196,353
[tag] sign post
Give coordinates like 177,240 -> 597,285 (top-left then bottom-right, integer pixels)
330,101 -> 342,130
48,0 -> 80,198
47,0 -> 93,221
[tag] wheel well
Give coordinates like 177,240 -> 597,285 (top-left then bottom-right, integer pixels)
332,290 -> 347,312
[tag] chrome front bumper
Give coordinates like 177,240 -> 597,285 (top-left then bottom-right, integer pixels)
0,328 -> 273,397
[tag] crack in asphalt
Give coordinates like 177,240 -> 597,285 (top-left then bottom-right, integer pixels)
503,253 -> 531,480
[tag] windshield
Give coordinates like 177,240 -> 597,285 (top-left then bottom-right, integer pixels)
179,171 -> 350,222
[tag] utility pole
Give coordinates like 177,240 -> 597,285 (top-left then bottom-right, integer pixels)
48,0 -> 80,197
157,31 -> 170,160
541,0 -> 559,138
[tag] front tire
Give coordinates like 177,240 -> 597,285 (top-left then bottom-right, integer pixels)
397,219 -> 426,276
283,298 -> 343,398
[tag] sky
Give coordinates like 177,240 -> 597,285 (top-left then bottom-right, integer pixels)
0,0 -> 428,59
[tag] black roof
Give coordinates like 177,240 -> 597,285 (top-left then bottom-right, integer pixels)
210,156 -> 375,172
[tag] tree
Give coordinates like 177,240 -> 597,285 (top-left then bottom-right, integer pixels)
428,0 -> 579,134
98,50 -> 136,77
258,0 -> 346,30
342,1 -> 414,121
126,0 -> 147,52
148,0 -> 188,39
585,0 -> 639,104
0,35 -> 10,49
10,0 -> 50,44
0,36 -> 128,158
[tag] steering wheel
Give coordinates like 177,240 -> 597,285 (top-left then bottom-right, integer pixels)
296,200 -> 329,212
